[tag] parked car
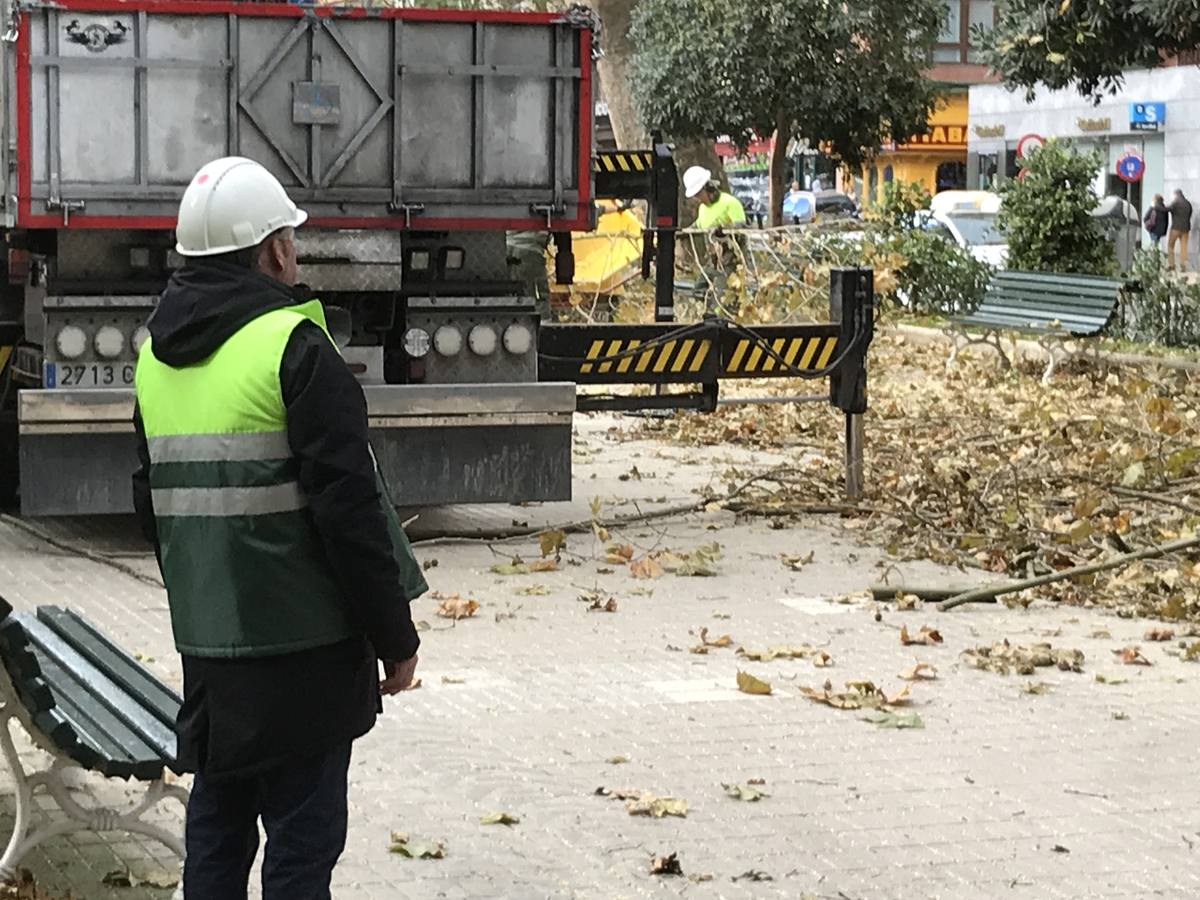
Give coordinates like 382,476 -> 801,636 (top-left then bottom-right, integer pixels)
919,191 -> 1007,267
918,190 -> 1141,270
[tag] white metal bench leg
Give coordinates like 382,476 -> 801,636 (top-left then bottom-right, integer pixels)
0,707 -> 188,880
1038,336 -> 1068,385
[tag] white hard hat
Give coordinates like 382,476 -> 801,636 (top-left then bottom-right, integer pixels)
683,165 -> 713,199
175,157 -> 308,257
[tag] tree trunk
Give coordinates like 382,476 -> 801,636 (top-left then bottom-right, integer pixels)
592,0 -> 647,149
768,110 -> 790,228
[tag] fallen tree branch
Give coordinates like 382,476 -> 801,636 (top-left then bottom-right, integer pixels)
939,534 -> 1200,611
1109,485 -> 1200,516
869,584 -> 980,603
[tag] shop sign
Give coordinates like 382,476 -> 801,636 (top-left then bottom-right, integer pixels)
1076,116 -> 1112,132
973,124 -> 1005,138
897,125 -> 967,150
1130,102 -> 1165,132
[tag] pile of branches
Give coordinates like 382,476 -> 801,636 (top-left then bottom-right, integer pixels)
628,335 -> 1200,618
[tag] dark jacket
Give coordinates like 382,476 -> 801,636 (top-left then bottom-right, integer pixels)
133,260 -> 420,780
1146,201 -> 1170,238
1168,194 -> 1193,233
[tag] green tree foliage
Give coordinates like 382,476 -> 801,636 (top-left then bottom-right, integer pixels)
890,230 -> 992,316
872,181 -> 933,233
629,0 -> 943,225
996,140 -> 1113,276
981,0 -> 1200,99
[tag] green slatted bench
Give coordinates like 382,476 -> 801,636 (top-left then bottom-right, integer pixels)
0,595 -> 187,879
946,270 -> 1123,384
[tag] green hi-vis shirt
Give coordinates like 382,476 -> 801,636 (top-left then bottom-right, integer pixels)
136,300 -> 426,658
694,192 -> 748,230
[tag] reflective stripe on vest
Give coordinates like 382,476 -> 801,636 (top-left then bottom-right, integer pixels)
147,430 -> 292,463
151,483 -> 306,517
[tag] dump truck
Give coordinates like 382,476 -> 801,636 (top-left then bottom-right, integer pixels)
0,0 -> 872,516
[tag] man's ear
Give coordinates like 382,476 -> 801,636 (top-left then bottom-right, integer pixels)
267,235 -> 288,273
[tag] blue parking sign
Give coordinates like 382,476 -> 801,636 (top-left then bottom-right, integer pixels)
1130,102 -> 1165,132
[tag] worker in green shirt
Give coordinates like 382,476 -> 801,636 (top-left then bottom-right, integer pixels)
685,166 -> 748,230
683,166 -> 748,315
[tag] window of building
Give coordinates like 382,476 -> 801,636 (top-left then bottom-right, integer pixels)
967,0 -> 995,62
936,0 -> 996,65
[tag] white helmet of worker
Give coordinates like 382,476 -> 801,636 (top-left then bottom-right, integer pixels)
683,165 -> 713,200
175,157 -> 308,257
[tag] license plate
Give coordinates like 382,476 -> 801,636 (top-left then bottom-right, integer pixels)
44,362 -> 136,389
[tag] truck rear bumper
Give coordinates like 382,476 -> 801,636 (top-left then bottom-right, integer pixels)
17,384 -> 576,516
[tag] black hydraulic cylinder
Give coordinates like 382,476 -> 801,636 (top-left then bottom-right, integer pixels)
828,267 -> 874,414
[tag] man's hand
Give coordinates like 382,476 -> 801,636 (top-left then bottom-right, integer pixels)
380,654 -> 419,695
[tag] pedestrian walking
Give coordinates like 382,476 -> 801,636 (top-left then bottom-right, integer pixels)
1144,193 -> 1169,249
1167,188 -> 1193,271
132,156 -> 427,900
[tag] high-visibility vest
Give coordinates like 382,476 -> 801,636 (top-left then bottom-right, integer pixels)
135,299 -> 426,658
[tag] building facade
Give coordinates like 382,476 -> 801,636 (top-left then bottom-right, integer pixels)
864,0 -> 998,203
968,68 -> 1200,251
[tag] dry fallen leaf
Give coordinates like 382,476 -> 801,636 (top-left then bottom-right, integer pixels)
812,650 -> 833,668
479,811 -> 520,826
625,794 -> 688,818
722,782 -> 769,801
736,644 -> 819,662
101,869 -> 179,889
1184,641 -> 1200,662
962,641 -> 1084,675
538,529 -> 567,558
699,627 -> 732,648
606,543 -> 634,563
1114,646 -> 1152,666
1020,681 -> 1051,695
630,556 -> 665,579
435,594 -> 480,620
606,755 -> 630,765
1144,628 -> 1175,642
388,832 -> 446,859
780,551 -> 815,571
898,662 -> 938,681
798,679 -> 909,710
588,597 -> 618,613
900,625 -> 943,646
863,710 -> 924,729
736,671 -> 773,695
649,852 -> 683,876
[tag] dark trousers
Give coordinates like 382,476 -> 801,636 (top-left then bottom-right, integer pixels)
183,743 -> 352,900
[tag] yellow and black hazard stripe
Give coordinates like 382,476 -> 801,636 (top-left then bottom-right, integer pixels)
593,151 -> 655,174
577,337 -> 713,376
723,335 -> 838,376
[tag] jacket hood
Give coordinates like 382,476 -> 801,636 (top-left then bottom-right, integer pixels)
148,260 -> 303,366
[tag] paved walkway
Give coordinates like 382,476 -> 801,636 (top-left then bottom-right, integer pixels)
1,416 -> 1197,899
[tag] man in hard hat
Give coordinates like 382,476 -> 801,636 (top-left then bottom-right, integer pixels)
683,165 -> 747,314
685,165 -> 748,231
132,156 -> 427,899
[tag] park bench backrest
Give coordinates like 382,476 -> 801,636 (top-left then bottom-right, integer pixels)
972,271 -> 1122,336
0,597 -> 180,780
